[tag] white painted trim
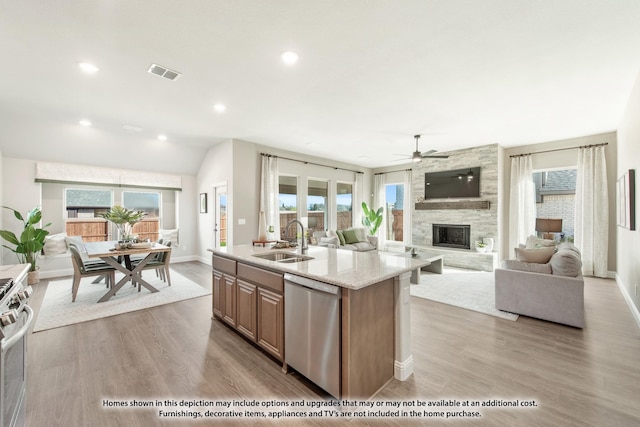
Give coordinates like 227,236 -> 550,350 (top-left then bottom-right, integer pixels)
615,273 -> 640,329
394,355 -> 414,381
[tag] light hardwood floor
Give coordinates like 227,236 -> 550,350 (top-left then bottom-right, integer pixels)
25,262 -> 640,426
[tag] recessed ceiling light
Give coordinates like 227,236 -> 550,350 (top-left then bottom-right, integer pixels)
281,51 -> 299,65
78,62 -> 99,74
78,119 -> 92,127
213,103 -> 226,113
157,134 -> 167,141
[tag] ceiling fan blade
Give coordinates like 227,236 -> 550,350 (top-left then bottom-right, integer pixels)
422,149 -> 437,156
422,154 -> 449,159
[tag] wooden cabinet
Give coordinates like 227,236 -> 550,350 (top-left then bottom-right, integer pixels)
212,255 -> 237,325
236,280 -> 257,341
257,287 -> 284,361
222,275 -> 237,327
212,255 -> 285,362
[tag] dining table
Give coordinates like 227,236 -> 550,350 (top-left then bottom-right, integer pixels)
83,241 -> 171,303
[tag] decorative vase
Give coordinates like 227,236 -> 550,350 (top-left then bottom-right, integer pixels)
258,211 -> 267,241
483,237 -> 494,253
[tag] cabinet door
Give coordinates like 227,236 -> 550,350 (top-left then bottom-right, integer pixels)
257,287 -> 284,361
236,280 -> 258,341
212,271 -> 224,318
222,275 -> 237,327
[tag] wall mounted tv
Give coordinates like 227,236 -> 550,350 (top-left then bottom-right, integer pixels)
424,167 -> 481,199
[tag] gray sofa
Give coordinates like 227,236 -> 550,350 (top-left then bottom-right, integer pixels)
313,227 -> 377,252
495,242 -> 584,328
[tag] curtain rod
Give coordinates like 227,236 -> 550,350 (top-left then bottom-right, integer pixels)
509,142 -> 608,158
374,169 -> 412,176
260,153 -> 364,174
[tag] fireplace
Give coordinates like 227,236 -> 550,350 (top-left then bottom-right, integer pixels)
432,224 -> 471,250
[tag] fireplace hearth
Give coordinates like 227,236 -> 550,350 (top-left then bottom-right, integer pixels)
432,224 -> 471,250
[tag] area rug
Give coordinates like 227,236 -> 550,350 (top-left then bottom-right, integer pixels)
411,267 -> 519,321
33,270 -> 211,332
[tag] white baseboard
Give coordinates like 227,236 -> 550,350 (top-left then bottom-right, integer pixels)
615,273 -> 640,329
394,355 -> 414,381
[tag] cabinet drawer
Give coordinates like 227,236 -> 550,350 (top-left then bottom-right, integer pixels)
213,255 -> 237,276
238,263 -> 283,293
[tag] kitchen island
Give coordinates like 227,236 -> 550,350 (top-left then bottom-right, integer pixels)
208,244 -> 432,399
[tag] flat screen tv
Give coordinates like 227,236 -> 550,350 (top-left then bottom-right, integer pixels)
424,167 -> 481,199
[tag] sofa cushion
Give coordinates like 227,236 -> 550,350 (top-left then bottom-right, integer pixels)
549,248 -> 582,277
515,246 -> 555,264
502,259 -> 552,274
525,235 -> 557,249
336,230 -> 346,246
342,229 -> 360,244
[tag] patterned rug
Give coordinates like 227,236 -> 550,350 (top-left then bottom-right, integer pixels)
411,267 -> 519,321
33,270 -> 211,332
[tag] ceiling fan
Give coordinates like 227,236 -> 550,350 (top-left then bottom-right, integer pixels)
396,134 -> 449,163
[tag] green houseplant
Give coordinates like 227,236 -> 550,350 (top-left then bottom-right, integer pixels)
100,205 -> 146,241
0,206 -> 51,284
361,202 -> 383,236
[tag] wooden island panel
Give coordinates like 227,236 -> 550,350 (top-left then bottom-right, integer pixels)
341,278 -> 395,398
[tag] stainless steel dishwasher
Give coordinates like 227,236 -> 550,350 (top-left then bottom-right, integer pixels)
284,273 -> 341,398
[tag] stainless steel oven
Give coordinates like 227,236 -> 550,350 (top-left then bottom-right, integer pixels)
0,278 -> 34,427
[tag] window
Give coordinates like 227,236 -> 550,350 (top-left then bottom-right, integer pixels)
123,191 -> 161,241
337,183 -> 353,229
279,176 -> 297,239
385,183 -> 404,242
533,169 -> 576,241
65,188 -> 112,218
308,179 -> 328,234
65,188 -> 113,242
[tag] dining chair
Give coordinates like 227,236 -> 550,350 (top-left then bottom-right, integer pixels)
69,245 -> 117,302
68,241 -> 113,288
132,243 -> 172,287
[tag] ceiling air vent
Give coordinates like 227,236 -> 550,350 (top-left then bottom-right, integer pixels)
147,63 -> 181,81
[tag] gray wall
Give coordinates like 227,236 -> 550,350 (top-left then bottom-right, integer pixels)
617,70 -> 640,317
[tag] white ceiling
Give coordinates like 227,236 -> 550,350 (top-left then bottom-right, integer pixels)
1,0 -> 640,173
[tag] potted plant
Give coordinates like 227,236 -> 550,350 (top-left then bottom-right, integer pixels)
100,205 -> 146,244
475,241 -> 487,253
0,206 -> 51,284
361,202 -> 383,236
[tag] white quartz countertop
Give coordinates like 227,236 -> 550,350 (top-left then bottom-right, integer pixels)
208,245 -> 432,290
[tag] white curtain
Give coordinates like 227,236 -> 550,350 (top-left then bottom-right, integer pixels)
374,173 -> 387,245
403,169 -> 413,245
508,155 -> 536,254
260,155 -> 280,240
575,145 -> 608,277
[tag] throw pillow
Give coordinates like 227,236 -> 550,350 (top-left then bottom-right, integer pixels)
514,246 -> 556,264
43,233 -> 68,256
352,227 -> 368,242
336,230 -> 346,246
342,229 -> 360,244
525,235 -> 557,249
549,249 -> 582,277
502,259 -> 552,274
159,228 -> 179,245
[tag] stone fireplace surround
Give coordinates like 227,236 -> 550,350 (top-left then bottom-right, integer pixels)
410,144 -> 500,271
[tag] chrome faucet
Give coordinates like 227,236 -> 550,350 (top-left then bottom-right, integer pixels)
285,219 -> 308,254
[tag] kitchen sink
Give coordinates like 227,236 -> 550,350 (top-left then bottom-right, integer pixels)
252,252 -> 314,263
